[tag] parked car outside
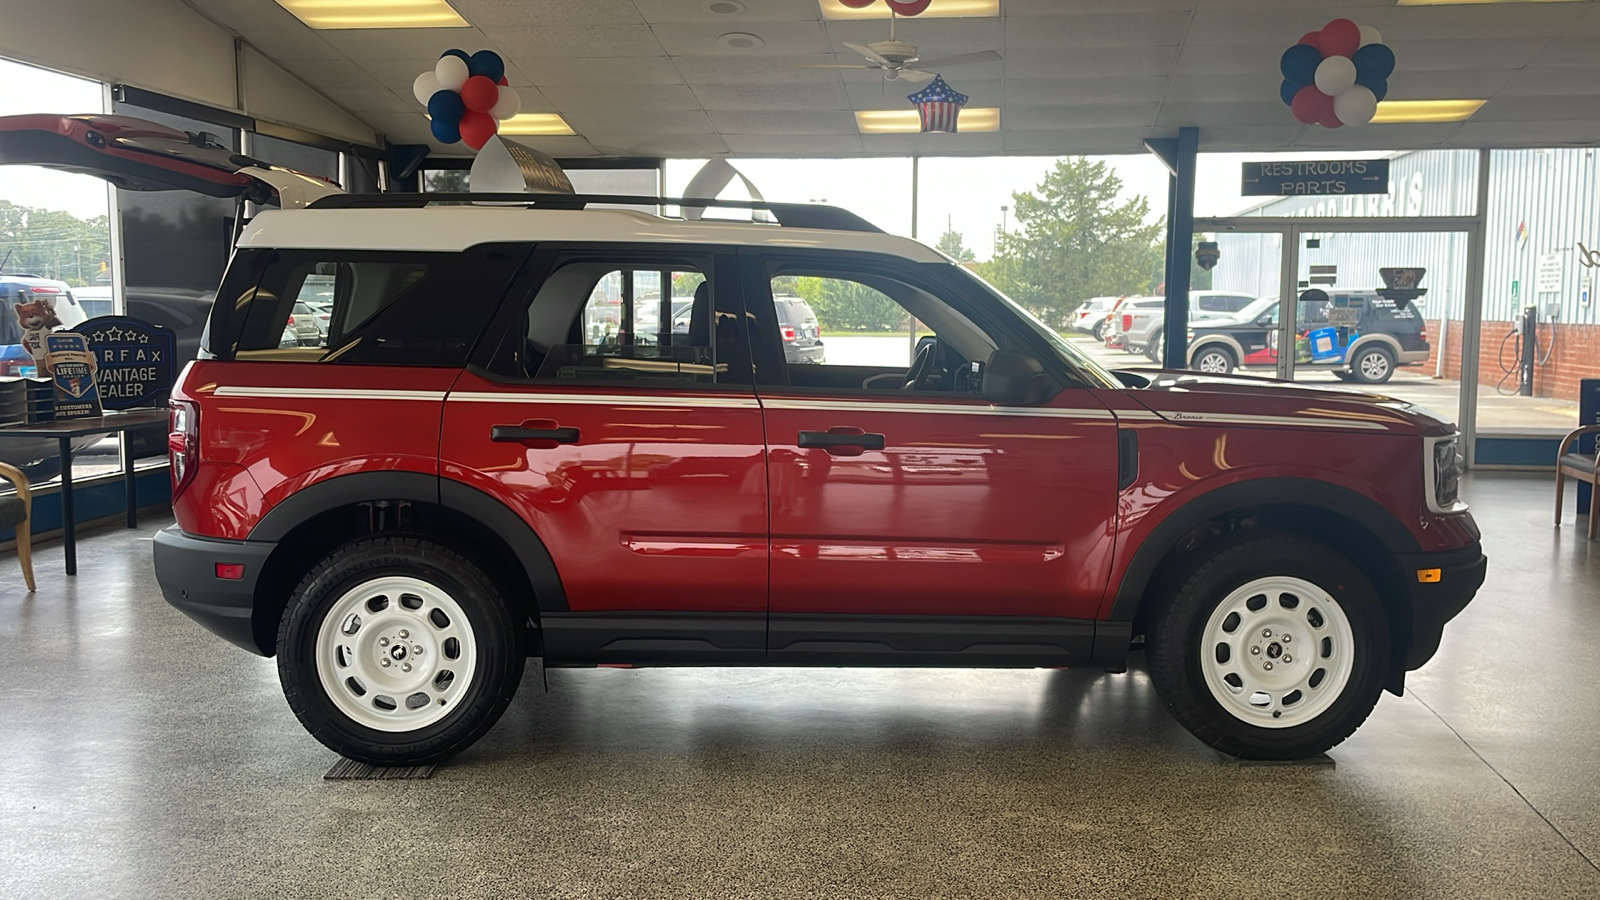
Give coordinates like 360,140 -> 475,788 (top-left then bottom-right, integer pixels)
1105,296 -> 1163,350
1071,296 -> 1120,340
1124,291 -> 1259,362
774,295 -> 824,364
1186,290 -> 1429,384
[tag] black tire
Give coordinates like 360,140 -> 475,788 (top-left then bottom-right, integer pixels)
17,456 -> 63,483
1191,346 -> 1235,375
1146,536 -> 1390,759
1091,319 -> 1107,342
277,536 -> 524,765
1349,345 -> 1395,384
1333,371 -> 1357,383
1145,332 -> 1164,364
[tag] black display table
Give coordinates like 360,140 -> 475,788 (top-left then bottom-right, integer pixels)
0,408 -> 169,575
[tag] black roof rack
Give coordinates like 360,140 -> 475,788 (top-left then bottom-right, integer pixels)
304,192 -> 885,234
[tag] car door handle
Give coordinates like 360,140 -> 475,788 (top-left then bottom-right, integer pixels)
491,425 -> 580,444
797,429 -> 885,451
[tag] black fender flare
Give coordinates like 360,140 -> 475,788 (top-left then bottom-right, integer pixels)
248,471 -> 568,612
1108,477 -> 1420,621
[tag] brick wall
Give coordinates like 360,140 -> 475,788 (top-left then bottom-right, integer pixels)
1422,318 -> 1600,401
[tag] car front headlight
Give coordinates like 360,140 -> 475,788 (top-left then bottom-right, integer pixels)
1425,435 -> 1464,513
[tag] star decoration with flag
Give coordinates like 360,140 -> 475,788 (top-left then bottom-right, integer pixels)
906,75 -> 968,134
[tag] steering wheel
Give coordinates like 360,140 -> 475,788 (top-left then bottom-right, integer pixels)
903,339 -> 936,390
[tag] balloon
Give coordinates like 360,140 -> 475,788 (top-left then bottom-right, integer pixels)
497,76 -> 508,86
1318,18 -> 1361,58
839,0 -> 875,6
1321,111 -> 1344,129
1314,55 -> 1357,96
1290,85 -> 1334,125
430,115 -> 461,144
427,88 -> 465,124
460,74 -> 499,113
1280,79 -> 1301,107
440,49 -> 471,63
885,0 -> 932,13
489,85 -> 522,121
1365,78 -> 1388,103
468,49 -> 505,83
1333,85 -> 1378,126
460,111 -> 497,151
1352,43 -> 1396,84
435,54 -> 469,92
1298,31 -> 1320,47
1358,25 -> 1383,48
412,71 -> 440,106
1280,44 -> 1322,86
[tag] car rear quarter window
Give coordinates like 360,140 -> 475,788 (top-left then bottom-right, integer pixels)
211,245 -> 530,366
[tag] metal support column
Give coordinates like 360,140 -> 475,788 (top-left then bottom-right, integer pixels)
1459,148 -> 1491,468
1162,127 -> 1198,369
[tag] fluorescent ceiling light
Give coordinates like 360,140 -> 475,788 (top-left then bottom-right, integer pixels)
274,0 -> 468,29
855,108 -> 999,134
1397,0 -> 1585,5
1370,100 -> 1485,124
496,114 -> 576,136
820,0 -> 999,19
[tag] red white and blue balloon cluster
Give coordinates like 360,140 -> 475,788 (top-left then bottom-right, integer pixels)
1279,19 -> 1395,128
837,0 -> 932,15
412,50 -> 522,150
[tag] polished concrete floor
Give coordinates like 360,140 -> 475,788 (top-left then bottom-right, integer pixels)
2,474 -> 1599,898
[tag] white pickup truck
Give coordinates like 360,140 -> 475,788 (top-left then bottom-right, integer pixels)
1120,290 -> 1258,361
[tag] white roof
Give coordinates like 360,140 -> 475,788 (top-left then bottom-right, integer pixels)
238,206 -> 946,263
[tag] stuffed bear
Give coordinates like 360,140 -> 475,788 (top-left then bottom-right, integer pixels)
14,298 -> 62,366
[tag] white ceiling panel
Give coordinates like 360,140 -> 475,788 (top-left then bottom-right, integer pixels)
707,110 -> 859,134
214,0 -> 1600,158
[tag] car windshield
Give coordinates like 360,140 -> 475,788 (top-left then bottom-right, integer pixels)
955,266 -> 1121,390
1236,296 -> 1277,320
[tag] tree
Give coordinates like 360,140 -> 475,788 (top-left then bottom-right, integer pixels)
981,159 -> 1164,324
1150,233 -> 1215,293
936,228 -> 976,263
789,275 -> 906,333
0,201 -> 112,287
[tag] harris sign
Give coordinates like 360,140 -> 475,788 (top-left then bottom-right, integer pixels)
68,316 -> 177,410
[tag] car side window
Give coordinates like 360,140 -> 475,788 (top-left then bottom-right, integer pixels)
750,259 -> 1005,395
493,250 -> 744,386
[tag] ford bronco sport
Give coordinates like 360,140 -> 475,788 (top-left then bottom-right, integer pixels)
0,115 -> 1486,766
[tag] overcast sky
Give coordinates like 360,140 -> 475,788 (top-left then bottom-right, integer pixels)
2,56 -> 1372,262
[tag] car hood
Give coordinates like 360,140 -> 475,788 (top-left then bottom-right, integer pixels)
1117,369 -> 1456,437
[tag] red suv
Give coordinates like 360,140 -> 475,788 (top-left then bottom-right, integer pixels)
0,117 -> 1483,766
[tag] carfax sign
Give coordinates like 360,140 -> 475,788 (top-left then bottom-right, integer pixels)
69,316 -> 178,410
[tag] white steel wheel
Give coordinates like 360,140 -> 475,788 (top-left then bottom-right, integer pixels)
1198,575 -> 1356,729
314,575 -> 479,733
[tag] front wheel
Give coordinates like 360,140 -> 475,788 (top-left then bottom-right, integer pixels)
1191,346 -> 1235,375
1146,536 -> 1390,759
1091,319 -> 1107,342
1145,332 -> 1164,364
277,537 -> 524,765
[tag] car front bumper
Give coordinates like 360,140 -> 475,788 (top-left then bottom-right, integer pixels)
153,525 -> 276,656
1396,542 -> 1486,670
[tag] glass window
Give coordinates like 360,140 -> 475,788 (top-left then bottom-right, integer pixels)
513,258 -> 730,385
218,246 -> 526,366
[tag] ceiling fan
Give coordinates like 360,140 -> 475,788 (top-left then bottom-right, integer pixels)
803,13 -> 1001,82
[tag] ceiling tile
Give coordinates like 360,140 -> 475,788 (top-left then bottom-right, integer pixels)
651,21 -> 832,56
1541,38 -> 1600,69
722,133 -> 865,154
321,87 -> 415,114
672,54 -> 848,84
319,28 -> 498,61
693,82 -> 850,110
1384,70 -> 1517,102
1382,4 -> 1591,41
1005,12 -> 1192,49
204,0 -> 309,31
1002,128 -> 1150,155
844,77 -> 1000,110
707,109 -> 859,134
452,0 -> 642,26
245,29 -> 346,62
1453,119 -> 1600,148
1172,42 -> 1289,75
634,0 -> 822,23
490,24 -> 665,57
824,18 -> 1003,53
1007,76 -> 1170,106
861,132 -> 1006,154
1472,95 -> 1600,124
1499,68 -> 1600,98
1010,104 -> 1161,130
1004,47 -> 1179,79
509,56 -> 685,86
1005,0 -> 1195,12
1396,39 -> 1548,73
542,84 -> 704,110
562,109 -> 718,134
581,134 -> 733,155
1157,101 -> 1290,128
278,59 -> 388,90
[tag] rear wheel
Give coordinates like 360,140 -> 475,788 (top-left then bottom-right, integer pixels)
277,537 -> 523,765
1091,319 -> 1107,342
1192,346 -> 1235,375
1145,332 -> 1164,364
1146,536 -> 1390,759
1350,345 -> 1395,384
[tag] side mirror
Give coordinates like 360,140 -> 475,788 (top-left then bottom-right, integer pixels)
982,349 -> 1047,405
1256,314 -> 1272,326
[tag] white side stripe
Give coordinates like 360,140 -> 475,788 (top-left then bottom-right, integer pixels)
447,391 -> 761,409
212,387 -> 447,401
1155,411 -> 1390,431
759,398 -> 1117,420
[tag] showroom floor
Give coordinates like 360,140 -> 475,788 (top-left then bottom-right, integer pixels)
1,473 -> 1598,899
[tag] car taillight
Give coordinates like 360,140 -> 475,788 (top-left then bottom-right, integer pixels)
29,286 -> 55,293
169,399 -> 199,498
781,325 -> 797,342
1121,314 -> 1132,331
286,315 -> 296,326
1419,322 -> 1428,341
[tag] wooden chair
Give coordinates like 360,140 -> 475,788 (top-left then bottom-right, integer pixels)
0,462 -> 34,592
1555,425 -> 1600,540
